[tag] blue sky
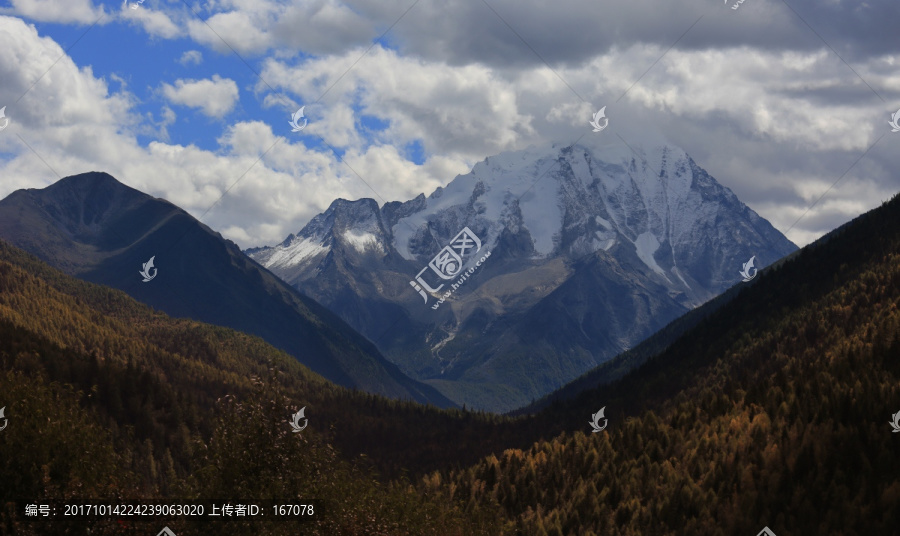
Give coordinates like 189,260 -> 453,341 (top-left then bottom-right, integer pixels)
42,14 -> 369,156
0,0 -> 897,248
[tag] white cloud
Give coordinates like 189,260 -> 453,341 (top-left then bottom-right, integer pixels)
2,0 -> 899,252
1,0 -> 103,24
340,144 -> 445,205
0,17 -> 312,247
183,0 -> 377,56
160,75 -> 240,118
186,10 -> 272,56
259,46 -> 533,157
178,50 -> 203,66
153,105 -> 176,142
0,16 -> 466,249
123,5 -> 181,40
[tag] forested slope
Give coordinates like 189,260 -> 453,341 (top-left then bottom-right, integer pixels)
5,183 -> 900,534
0,239 -> 512,535
426,194 -> 900,535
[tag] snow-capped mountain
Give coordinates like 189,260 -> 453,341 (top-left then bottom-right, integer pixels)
247,137 -> 797,411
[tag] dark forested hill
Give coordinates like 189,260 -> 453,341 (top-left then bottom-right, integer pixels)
425,193 -> 900,535
0,172 -> 450,406
4,181 -> 900,535
0,239 -> 516,535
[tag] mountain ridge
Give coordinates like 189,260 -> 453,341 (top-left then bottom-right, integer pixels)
2,175 -> 898,535
248,139 -> 797,410
0,171 -> 453,407
434,189 -> 900,534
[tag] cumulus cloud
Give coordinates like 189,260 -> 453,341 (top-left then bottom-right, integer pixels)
178,50 -> 203,66
259,46 -> 534,156
184,0 -> 378,56
108,0 -> 900,70
121,4 -> 181,40
0,16 -> 132,187
1,0 -> 103,25
2,0 -> 899,250
160,75 -> 240,118
251,40 -> 898,248
0,17 -> 325,247
0,16 -> 462,248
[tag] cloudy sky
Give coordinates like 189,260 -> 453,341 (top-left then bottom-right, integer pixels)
0,0 -> 897,248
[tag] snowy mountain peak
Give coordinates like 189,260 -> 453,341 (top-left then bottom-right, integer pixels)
390,140 -> 745,283
245,140 -> 797,411
248,197 -> 391,273
252,139 -> 788,295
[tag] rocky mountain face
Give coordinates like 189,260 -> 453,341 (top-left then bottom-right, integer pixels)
247,138 -> 798,411
0,172 -> 453,407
